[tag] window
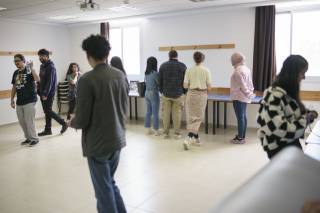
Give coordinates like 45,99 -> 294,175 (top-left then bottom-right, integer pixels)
109,26 -> 140,75
276,10 -> 320,77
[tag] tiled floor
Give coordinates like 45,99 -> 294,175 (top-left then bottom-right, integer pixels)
0,119 -> 268,213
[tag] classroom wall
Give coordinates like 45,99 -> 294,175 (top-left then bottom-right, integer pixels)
68,7 -> 261,128
0,20 -> 71,125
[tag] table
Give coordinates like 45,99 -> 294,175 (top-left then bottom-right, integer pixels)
128,91 -> 140,120
204,94 -> 262,134
305,120 -> 320,161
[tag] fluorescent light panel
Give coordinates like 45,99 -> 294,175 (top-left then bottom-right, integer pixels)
0,7 -> 7,11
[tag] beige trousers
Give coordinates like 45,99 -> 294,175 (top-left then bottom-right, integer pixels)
161,95 -> 185,135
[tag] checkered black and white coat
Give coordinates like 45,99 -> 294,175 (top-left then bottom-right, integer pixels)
257,86 -> 307,152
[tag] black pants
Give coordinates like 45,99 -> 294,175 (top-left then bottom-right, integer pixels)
266,140 -> 302,159
67,98 -> 76,120
41,97 -> 65,130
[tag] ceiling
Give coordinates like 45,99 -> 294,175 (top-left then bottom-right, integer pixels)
0,0 -> 319,25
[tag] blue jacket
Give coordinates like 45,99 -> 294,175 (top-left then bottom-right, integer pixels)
39,60 -> 57,98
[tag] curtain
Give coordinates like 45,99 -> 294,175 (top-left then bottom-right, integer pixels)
252,5 -> 276,92
100,22 -> 110,40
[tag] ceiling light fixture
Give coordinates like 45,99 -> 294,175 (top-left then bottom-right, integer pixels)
50,15 -> 78,20
0,7 -> 7,11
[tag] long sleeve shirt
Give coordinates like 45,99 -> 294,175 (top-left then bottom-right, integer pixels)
230,65 -> 255,103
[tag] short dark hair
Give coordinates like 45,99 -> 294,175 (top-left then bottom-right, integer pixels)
193,51 -> 205,64
169,50 -> 178,59
82,35 -> 111,61
14,54 -> 26,63
38,49 -> 50,56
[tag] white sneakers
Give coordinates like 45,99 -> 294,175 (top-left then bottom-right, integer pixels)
146,128 -> 161,136
183,136 -> 201,150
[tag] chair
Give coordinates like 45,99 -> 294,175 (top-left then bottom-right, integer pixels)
57,81 -> 69,114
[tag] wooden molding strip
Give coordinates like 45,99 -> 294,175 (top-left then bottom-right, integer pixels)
208,87 -> 320,101
0,88 -> 319,101
0,51 -> 52,56
0,90 -> 11,100
159,44 -> 235,51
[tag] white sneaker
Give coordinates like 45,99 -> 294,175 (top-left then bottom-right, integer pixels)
173,133 -> 182,140
154,130 -> 162,136
146,128 -> 155,135
192,137 -> 201,146
183,137 -> 193,150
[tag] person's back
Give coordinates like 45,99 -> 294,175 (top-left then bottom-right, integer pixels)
159,59 -> 186,98
76,64 -> 128,156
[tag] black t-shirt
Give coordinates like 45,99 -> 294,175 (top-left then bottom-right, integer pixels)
11,67 -> 37,105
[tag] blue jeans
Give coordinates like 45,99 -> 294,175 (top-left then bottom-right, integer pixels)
233,100 -> 247,139
144,90 -> 160,130
87,150 -> 126,213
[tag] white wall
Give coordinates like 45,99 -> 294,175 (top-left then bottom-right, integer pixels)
0,20 -> 71,125
68,8 -> 260,127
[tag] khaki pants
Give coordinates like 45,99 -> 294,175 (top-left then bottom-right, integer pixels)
161,95 -> 185,135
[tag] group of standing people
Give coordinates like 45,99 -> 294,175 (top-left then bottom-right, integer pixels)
142,50 -> 212,150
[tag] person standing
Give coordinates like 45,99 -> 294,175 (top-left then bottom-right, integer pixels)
257,55 -> 318,159
69,35 -> 128,213
230,52 -> 255,144
159,50 -> 187,139
144,57 -> 161,135
37,49 -> 68,136
183,52 -> 211,150
11,54 -> 40,146
65,63 -> 81,120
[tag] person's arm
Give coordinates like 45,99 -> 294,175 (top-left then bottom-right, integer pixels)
41,65 -> 55,100
257,94 -> 307,142
158,65 -> 163,93
69,72 -> 79,85
70,77 -> 93,129
28,61 -> 40,82
206,69 -> 212,91
234,71 -> 253,97
183,70 -> 189,89
10,85 -> 16,109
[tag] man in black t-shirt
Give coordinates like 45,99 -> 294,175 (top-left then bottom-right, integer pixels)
11,54 -> 40,146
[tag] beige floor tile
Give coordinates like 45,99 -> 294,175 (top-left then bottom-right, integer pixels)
0,119 -> 268,213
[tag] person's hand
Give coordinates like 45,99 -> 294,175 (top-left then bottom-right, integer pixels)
10,100 -> 15,109
307,110 -> 318,124
41,96 -> 47,101
302,200 -> 320,213
27,60 -> 33,69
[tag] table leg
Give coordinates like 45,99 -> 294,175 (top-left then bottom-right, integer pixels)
213,101 -> 216,134
129,97 -> 132,120
224,102 -> 227,129
205,101 -> 208,134
217,101 -> 220,128
135,97 -> 138,120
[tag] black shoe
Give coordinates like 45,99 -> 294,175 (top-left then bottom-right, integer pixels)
20,139 -> 30,145
29,140 -> 39,147
38,130 -> 52,136
60,123 -> 68,134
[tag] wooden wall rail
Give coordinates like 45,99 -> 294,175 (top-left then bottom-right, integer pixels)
0,51 -> 52,56
0,90 -> 11,99
159,44 -> 235,51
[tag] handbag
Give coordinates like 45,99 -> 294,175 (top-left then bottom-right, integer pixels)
137,81 -> 146,97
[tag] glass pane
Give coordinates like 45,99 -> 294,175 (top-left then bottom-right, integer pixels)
123,27 -> 140,75
109,28 -> 122,62
292,10 -> 320,77
275,13 -> 291,73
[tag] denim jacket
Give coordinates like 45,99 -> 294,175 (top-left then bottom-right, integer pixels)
145,71 -> 159,91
